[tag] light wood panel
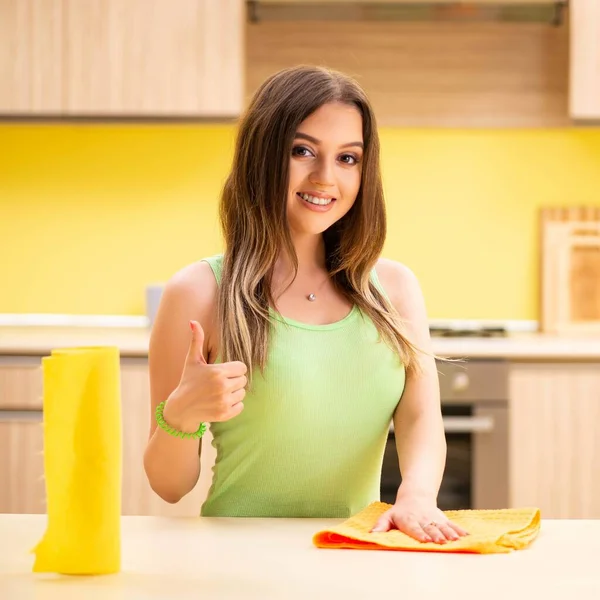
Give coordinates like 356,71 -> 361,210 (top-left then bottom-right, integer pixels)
246,19 -> 569,127
259,0 -> 557,3
0,357 -> 43,410
0,358 -> 46,513
569,0 -> 600,120
509,362 -> 600,518
120,359 -> 214,516
0,357 -> 214,515
199,0 -> 245,117
63,0 -> 244,116
0,0 -> 63,113
0,413 -> 46,514
540,207 -> 600,335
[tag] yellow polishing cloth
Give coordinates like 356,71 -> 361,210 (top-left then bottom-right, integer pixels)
313,502 -> 541,554
32,346 -> 122,574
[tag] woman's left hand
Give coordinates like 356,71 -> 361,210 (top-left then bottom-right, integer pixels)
370,493 -> 469,544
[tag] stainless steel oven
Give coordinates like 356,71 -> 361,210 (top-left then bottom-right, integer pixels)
381,359 -> 509,510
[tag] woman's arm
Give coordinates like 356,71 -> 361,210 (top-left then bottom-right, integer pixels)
383,260 -> 446,499
371,259 -> 467,543
143,261 -> 218,503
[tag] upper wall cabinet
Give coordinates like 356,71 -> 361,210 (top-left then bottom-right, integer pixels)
0,1 -> 64,113
569,0 -> 600,121
63,0 -> 244,117
0,0 -> 244,118
246,11 -> 569,127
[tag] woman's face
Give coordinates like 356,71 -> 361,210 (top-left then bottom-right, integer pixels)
287,102 -> 363,237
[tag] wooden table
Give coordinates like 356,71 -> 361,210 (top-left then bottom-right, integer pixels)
1,514 -> 599,599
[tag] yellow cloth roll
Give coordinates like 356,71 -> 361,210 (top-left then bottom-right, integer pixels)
32,346 -> 122,575
313,502 -> 541,554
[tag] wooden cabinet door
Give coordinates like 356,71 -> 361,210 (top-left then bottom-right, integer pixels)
0,356 -> 214,516
509,362 -> 600,518
570,0 -> 600,120
120,358 -> 214,516
0,411 -> 45,514
0,0 -> 63,114
0,357 -> 44,513
0,357 -> 43,410
63,0 -> 244,117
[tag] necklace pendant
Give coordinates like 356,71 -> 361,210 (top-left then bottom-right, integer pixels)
307,293 -> 316,302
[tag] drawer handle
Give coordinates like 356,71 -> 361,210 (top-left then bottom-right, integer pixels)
0,410 -> 43,422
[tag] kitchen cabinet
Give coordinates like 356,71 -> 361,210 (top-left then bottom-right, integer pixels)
0,356 -> 210,516
256,0 -> 557,4
0,412 -> 45,514
569,0 -> 600,121
509,362 -> 600,518
3,348 -> 600,518
0,357 -> 45,514
120,358 -> 211,517
0,356 -> 43,410
0,0 -> 63,114
0,0 -> 244,118
247,9 -> 569,127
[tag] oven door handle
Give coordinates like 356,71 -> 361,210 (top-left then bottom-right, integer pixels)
442,415 -> 494,433
389,415 -> 494,434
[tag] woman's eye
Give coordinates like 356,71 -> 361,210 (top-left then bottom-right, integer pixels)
292,145 -> 313,157
339,154 -> 359,165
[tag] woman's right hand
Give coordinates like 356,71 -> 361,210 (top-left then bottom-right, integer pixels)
162,320 -> 248,433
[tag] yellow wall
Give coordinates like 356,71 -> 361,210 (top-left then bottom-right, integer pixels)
1,124 -> 599,319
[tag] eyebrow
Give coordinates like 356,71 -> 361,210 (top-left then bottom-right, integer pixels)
294,132 -> 364,150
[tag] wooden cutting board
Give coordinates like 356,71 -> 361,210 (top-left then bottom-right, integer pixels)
540,207 -> 600,334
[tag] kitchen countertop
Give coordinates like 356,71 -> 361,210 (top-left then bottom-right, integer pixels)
430,333 -> 600,360
1,514 -> 599,599
1,325 -> 599,360
0,326 -> 151,358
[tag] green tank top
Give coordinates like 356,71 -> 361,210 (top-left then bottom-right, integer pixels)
200,254 -> 406,518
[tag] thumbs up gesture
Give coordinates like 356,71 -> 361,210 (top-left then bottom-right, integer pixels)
162,320 -> 248,433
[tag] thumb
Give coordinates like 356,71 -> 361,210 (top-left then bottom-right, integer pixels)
371,513 -> 393,533
187,320 -> 207,365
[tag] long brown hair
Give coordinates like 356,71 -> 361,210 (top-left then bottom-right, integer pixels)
218,65 -> 420,384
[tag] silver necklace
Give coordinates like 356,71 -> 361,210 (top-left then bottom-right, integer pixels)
305,273 -> 330,302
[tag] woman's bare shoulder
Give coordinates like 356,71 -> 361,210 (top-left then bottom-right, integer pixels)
166,259 -> 219,307
150,260 -> 220,362
374,257 -> 422,312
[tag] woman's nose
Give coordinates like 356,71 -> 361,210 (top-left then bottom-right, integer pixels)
309,158 -> 335,187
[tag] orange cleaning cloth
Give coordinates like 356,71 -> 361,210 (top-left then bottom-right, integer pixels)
313,502 -> 541,554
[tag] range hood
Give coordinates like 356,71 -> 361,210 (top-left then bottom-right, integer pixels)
248,1 -> 567,24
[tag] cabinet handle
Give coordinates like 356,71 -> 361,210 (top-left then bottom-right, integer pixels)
0,410 -> 43,422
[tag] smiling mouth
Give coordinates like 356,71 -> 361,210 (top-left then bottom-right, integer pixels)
297,192 -> 336,206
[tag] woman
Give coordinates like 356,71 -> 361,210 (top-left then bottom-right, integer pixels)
143,65 -> 467,544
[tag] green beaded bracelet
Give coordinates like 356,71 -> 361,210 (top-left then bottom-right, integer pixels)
155,400 -> 208,440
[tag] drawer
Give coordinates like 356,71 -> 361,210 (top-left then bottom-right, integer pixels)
436,359 -> 509,403
0,357 -> 43,410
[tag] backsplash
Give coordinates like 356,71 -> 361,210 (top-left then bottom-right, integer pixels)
1,124 -> 600,319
